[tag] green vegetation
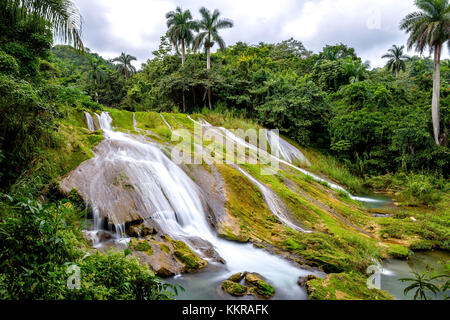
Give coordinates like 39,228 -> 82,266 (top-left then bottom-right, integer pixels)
400,266 -> 450,300
306,273 -> 394,300
0,195 -> 177,300
221,280 -> 248,296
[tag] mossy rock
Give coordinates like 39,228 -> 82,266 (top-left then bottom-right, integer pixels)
244,273 -> 275,298
166,237 -> 207,272
306,273 -> 393,300
221,280 -> 248,297
229,272 -> 243,283
131,239 -> 154,255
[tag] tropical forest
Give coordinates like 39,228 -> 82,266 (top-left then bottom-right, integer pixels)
0,0 -> 449,304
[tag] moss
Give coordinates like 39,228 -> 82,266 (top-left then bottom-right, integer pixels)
229,273 -> 243,283
221,280 -> 248,296
245,273 -> 275,298
132,240 -> 154,255
306,273 -> 393,300
158,243 -> 171,254
166,237 -> 207,272
386,244 -> 411,259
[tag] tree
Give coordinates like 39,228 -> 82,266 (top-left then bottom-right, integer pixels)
194,7 -> 233,109
400,271 -> 442,300
166,7 -> 198,67
343,59 -> 370,83
400,0 -> 450,145
166,7 -> 198,112
112,53 -> 137,79
382,45 -> 409,77
87,58 -> 106,102
0,0 -> 84,51
317,43 -> 358,62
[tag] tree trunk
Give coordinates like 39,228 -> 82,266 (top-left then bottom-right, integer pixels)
181,39 -> 186,112
432,44 -> 442,145
181,39 -> 186,67
206,47 -> 212,109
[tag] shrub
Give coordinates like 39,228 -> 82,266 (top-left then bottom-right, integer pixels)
0,195 -> 179,300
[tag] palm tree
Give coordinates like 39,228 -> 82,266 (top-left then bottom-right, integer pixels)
194,7 -> 233,109
382,45 -> 410,78
400,0 -> 450,145
87,59 -> 106,103
166,7 -> 198,112
343,59 -> 370,83
400,271 -> 441,300
166,7 -> 198,67
0,0 -> 84,51
112,53 -> 137,79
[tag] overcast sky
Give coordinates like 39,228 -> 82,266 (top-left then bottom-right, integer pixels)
72,0 -> 449,69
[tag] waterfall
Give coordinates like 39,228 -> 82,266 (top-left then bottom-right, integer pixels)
76,112 -> 316,299
266,130 -> 311,166
84,112 -> 96,131
190,116 -> 382,204
234,165 -> 311,233
160,113 -> 172,131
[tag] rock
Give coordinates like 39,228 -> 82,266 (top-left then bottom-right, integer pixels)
229,272 -> 243,283
131,236 -> 207,277
221,280 -> 248,297
244,273 -> 275,298
127,223 -> 156,237
83,230 -> 113,246
188,237 -> 225,264
298,274 -> 319,287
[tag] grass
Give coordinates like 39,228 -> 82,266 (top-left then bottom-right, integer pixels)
306,273 -> 394,300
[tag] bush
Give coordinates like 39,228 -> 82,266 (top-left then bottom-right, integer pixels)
0,50 -> 19,75
0,195 -> 178,300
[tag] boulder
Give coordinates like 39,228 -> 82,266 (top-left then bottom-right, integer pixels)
298,274 -> 319,287
244,273 -> 275,298
221,280 -> 248,297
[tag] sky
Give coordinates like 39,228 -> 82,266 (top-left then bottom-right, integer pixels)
72,0 -> 449,69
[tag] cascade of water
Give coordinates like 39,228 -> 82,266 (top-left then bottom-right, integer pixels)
84,112 -> 96,131
190,116 -> 382,204
82,112 -> 315,299
160,113 -> 172,131
234,165 -> 311,233
266,130 -> 311,166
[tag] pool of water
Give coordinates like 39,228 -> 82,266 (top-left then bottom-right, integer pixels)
166,260 -> 312,301
381,250 -> 449,300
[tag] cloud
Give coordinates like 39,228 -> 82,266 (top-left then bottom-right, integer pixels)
72,0 -> 448,69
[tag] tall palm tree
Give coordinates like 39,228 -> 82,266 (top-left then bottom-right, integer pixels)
194,7 -> 233,109
343,59 -> 370,83
87,59 -> 106,103
112,53 -> 137,79
0,0 -> 84,51
400,0 -> 450,145
382,45 -> 410,78
166,7 -> 198,67
166,7 -> 198,112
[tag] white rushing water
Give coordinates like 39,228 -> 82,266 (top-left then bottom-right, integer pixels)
88,112 -> 316,299
234,165 -> 311,233
84,112 -> 96,131
266,130 -> 311,166
190,116 -> 382,204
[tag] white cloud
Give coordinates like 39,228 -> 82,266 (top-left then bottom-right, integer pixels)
72,0 -> 448,69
